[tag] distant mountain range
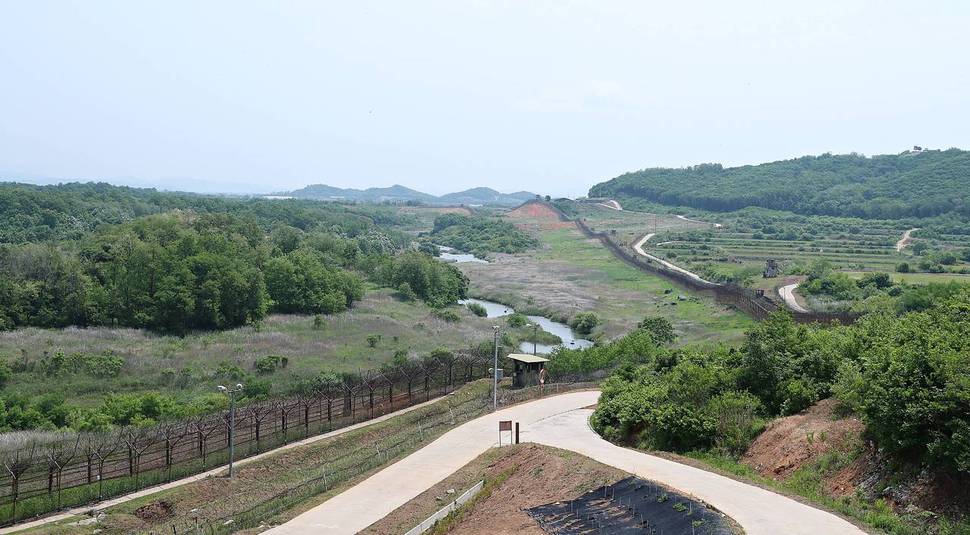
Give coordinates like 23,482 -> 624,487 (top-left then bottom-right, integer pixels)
282,184 -> 536,207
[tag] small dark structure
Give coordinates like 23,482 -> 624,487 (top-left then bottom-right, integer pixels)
763,258 -> 780,278
508,353 -> 549,388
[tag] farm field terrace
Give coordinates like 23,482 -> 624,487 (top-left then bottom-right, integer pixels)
457,205 -> 754,345
563,201 -> 970,285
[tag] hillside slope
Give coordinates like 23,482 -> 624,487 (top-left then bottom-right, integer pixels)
589,148 -> 970,219
287,184 -> 535,206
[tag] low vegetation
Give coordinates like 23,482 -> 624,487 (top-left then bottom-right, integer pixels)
425,213 -> 539,256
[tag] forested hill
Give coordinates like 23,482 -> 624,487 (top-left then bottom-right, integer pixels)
589,148 -> 970,219
0,182 -> 401,243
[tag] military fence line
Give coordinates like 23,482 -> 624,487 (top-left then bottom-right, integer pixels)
537,201 -> 856,324
0,351 -> 506,527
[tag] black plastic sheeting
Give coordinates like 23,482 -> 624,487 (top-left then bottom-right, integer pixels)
526,476 -> 734,535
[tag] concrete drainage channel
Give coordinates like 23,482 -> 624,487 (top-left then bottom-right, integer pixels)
404,480 -> 485,535
527,476 -> 734,535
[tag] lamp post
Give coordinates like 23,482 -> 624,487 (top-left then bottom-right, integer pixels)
526,323 -> 538,355
217,383 -> 244,478
492,325 -> 500,411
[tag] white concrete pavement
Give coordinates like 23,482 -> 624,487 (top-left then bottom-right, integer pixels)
528,409 -> 866,535
263,391 -> 601,534
778,282 -> 810,313
267,391 -> 866,535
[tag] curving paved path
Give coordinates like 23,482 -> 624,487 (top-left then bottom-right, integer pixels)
267,391 -> 866,535
633,233 -> 716,286
778,282 -> 810,313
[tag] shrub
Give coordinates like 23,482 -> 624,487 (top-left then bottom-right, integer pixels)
312,314 -> 326,330
570,312 -> 601,335
254,355 -> 286,375
466,302 -> 487,317
637,316 -> 676,345
366,334 -> 382,348
0,360 -> 10,386
397,282 -> 417,301
432,308 -> 461,322
506,312 -> 528,328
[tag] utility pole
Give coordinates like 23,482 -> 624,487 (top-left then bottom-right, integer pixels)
217,383 -> 244,478
492,325 -> 500,411
527,323 -> 538,355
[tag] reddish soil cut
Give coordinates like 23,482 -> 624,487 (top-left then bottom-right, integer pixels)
450,445 -> 625,535
507,202 -> 574,230
742,399 -> 864,480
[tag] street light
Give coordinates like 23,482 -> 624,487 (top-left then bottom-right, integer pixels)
526,323 -> 538,355
492,325 -> 500,411
217,383 -> 244,478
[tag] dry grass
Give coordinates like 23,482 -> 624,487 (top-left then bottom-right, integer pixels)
458,225 -> 753,343
0,288 -> 501,405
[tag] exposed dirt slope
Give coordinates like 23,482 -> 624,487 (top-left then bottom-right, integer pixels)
450,444 -> 625,535
743,399 -> 864,480
743,399 -> 970,526
506,202 -> 573,230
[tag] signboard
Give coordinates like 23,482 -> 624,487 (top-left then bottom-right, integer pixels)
498,420 -> 513,445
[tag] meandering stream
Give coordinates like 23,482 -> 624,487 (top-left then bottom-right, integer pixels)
458,297 -> 593,354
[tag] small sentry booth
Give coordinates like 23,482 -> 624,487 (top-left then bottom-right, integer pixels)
508,353 -> 549,388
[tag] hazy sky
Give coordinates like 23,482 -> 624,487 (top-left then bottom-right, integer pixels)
1,1 -> 968,197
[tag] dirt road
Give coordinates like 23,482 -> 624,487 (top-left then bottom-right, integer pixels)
596,199 -> 623,211
778,282 -> 810,313
895,228 -> 919,252
266,391 -> 866,535
633,233 -> 715,285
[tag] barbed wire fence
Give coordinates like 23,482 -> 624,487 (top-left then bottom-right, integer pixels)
156,379 -> 598,535
0,351 -> 501,527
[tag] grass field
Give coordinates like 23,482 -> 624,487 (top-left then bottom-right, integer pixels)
459,208 -> 754,344
0,287 -> 499,407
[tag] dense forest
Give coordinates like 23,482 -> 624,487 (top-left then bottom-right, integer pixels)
590,149 -> 970,219
0,183 -> 468,333
0,182 -> 408,243
426,213 -> 539,256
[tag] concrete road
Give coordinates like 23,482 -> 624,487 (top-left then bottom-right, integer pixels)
263,391 -> 601,534
267,391 -> 866,535
633,233 -> 716,285
778,282 -> 810,313
528,409 -> 866,535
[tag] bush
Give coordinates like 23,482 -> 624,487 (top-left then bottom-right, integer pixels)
466,302 -> 487,317
570,312 -> 601,335
637,316 -> 676,345
432,308 -> 461,322
254,355 -> 286,375
397,282 -> 417,301
0,360 -> 10,386
366,334 -> 382,348
506,312 -> 528,328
